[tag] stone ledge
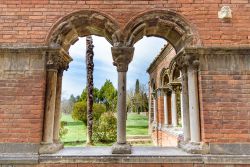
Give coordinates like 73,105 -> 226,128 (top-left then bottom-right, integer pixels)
0,153 -> 38,164
1,147 -> 250,165
210,143 -> 250,155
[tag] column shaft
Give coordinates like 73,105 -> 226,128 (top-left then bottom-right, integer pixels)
188,66 -> 201,142
117,72 -> 127,144
153,98 -> 157,123
53,70 -> 63,143
182,68 -> 191,141
43,69 -> 58,144
163,93 -> 168,125
171,90 -> 178,127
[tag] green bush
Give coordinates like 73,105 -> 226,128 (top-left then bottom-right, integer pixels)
59,121 -> 68,138
93,112 -> 117,143
72,101 -> 106,125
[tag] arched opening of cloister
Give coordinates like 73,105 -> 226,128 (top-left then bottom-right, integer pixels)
40,9 -> 201,154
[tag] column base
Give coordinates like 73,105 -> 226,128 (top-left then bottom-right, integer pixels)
39,143 -> 63,154
111,142 -> 132,154
179,141 -> 209,154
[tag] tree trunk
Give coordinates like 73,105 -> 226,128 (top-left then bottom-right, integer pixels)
86,36 -> 94,145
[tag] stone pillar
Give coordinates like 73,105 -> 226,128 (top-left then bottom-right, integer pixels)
180,91 -> 184,127
111,46 -> 134,154
163,91 -> 168,126
43,68 -> 58,144
39,52 -> 71,154
148,82 -> 152,134
181,67 -> 191,142
188,60 -> 201,143
153,95 -> 157,123
53,69 -> 63,143
171,87 -> 178,127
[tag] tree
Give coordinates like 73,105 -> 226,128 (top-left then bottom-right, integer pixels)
135,79 -> 140,94
99,80 -> 117,112
80,87 -> 100,103
127,79 -> 149,114
72,101 -> 106,125
86,35 -> 94,145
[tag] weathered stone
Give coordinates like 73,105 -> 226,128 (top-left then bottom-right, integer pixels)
111,143 -> 132,154
39,143 -> 63,154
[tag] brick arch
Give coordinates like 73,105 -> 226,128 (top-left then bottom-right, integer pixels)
123,10 -> 201,52
46,10 -> 120,52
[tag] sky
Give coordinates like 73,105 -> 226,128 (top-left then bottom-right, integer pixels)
62,36 -> 166,99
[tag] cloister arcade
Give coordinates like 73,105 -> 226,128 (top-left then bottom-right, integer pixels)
1,2 -> 250,165
39,9 -> 200,154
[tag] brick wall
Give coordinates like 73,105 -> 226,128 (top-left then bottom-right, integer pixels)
1,1 -> 250,46
199,51 -> 250,144
0,50 -> 46,143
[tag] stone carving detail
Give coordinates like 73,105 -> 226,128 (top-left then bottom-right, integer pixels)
124,10 -> 195,50
48,11 -> 119,50
46,51 -> 72,71
112,47 -> 134,72
218,6 -> 232,20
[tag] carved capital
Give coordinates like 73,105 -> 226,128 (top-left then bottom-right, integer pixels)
176,54 -> 199,71
169,82 -> 182,92
46,49 -> 72,71
112,47 -> 134,72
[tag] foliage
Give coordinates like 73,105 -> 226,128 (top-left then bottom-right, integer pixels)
60,113 -> 148,146
99,80 -> 117,112
72,101 -> 87,124
127,79 -> 148,114
80,87 -> 100,103
61,98 -> 74,114
93,112 -> 117,143
71,101 -> 106,125
59,121 -> 68,138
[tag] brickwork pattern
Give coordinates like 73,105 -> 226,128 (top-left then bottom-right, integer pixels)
199,71 -> 250,143
1,1 -> 250,46
0,52 -> 46,143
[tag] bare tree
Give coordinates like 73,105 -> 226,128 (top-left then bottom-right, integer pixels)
86,36 -> 94,145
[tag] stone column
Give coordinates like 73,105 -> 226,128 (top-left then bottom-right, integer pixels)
43,68 -> 58,144
171,87 -> 178,127
111,46 -> 134,154
188,60 -> 201,143
39,52 -> 71,154
180,91 -> 184,126
181,67 -> 191,141
148,82 -> 152,134
153,95 -> 157,123
163,91 -> 169,126
53,69 -> 63,143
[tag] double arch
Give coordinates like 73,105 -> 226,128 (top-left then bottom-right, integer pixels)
41,9 -> 201,154
46,9 -> 200,53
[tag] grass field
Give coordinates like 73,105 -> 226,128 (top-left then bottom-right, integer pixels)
60,112 -> 149,146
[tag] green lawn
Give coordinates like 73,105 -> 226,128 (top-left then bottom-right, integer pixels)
60,112 -> 149,146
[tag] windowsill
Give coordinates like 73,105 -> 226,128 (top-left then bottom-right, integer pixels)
1,147 -> 250,165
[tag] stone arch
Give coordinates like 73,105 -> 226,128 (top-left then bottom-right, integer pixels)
123,10 -> 201,52
160,68 -> 170,87
46,10 -> 120,52
169,62 -> 181,82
